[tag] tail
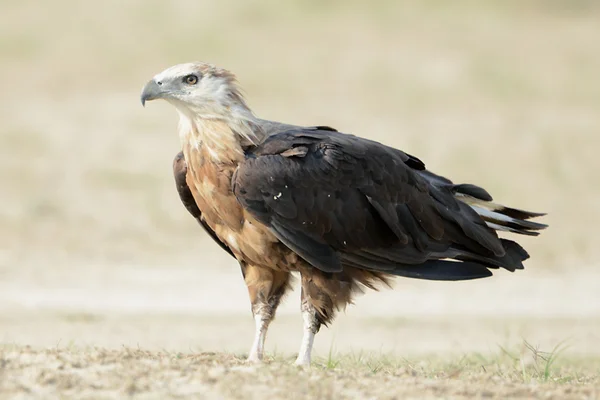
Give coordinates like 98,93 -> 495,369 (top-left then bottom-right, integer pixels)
450,184 -> 547,273
344,174 -> 548,281
418,170 -> 548,236
454,190 -> 548,236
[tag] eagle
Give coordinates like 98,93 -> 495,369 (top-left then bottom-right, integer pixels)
141,62 -> 547,366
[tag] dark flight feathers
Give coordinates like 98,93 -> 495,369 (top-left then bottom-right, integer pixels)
232,127 -> 547,281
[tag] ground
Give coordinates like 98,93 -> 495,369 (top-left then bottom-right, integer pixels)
1,347 -> 598,399
1,269 -> 598,399
1,0 -> 599,399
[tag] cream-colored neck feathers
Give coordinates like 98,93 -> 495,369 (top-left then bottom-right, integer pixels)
153,62 -> 267,164
172,89 -> 265,164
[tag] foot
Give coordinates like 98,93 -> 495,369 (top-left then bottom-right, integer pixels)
294,354 -> 311,367
246,352 -> 263,364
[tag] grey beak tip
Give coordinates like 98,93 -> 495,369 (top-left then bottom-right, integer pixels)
140,79 -> 162,107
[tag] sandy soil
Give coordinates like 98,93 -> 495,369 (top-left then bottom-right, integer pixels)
0,262 -> 599,399
1,261 -> 600,354
1,348 -> 598,400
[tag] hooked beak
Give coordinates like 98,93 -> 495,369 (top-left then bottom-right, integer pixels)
140,79 -> 165,107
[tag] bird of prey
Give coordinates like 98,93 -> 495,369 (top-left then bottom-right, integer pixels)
141,62 -> 547,365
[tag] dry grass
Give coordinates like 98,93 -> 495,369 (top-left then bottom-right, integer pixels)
1,310 -> 599,399
1,0 -> 599,399
0,346 -> 598,400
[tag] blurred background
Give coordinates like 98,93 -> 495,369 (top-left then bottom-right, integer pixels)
0,0 -> 599,357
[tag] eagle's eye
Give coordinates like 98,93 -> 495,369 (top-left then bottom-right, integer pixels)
184,74 -> 199,85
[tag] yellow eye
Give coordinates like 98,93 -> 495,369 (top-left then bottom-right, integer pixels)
185,74 -> 198,85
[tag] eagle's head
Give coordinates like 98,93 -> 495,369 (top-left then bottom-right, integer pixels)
141,62 -> 262,147
140,62 -> 247,117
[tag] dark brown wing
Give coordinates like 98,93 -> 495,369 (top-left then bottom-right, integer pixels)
233,128 -> 532,280
173,152 -> 235,258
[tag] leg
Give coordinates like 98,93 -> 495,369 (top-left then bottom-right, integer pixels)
294,288 -> 321,366
242,263 -> 291,363
294,269 -> 353,366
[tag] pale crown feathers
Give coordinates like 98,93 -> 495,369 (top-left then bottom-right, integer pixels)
141,62 -> 246,115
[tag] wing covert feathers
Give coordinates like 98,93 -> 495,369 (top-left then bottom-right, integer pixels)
232,127 -> 546,281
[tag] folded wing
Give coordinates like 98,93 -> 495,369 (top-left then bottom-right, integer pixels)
232,128 -> 546,280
